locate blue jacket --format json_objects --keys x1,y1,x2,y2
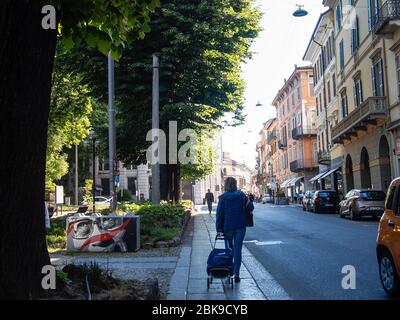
[{"x1": 216, "y1": 191, "x2": 254, "y2": 233}]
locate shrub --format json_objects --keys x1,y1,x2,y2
[{"x1": 117, "y1": 189, "x2": 133, "y2": 202}]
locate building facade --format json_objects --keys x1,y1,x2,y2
[
  {"x1": 271, "y1": 66, "x2": 319, "y2": 198},
  {"x1": 304, "y1": 8, "x2": 346, "y2": 194},
  {"x1": 321, "y1": 0, "x2": 397, "y2": 193}
]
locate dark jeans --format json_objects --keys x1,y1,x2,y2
[
  {"x1": 224, "y1": 228, "x2": 246, "y2": 277},
  {"x1": 207, "y1": 201, "x2": 213, "y2": 213}
]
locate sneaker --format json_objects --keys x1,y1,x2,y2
[{"x1": 234, "y1": 276, "x2": 240, "y2": 283}]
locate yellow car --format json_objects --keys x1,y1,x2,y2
[{"x1": 377, "y1": 178, "x2": 400, "y2": 297}]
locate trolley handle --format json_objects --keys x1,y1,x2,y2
[{"x1": 213, "y1": 233, "x2": 231, "y2": 250}]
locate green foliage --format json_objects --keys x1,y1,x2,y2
[
  {"x1": 118, "y1": 202, "x2": 187, "y2": 243},
  {"x1": 46, "y1": 67, "x2": 92, "y2": 186},
  {"x1": 46, "y1": 216, "x2": 67, "y2": 248},
  {"x1": 180, "y1": 132, "x2": 216, "y2": 181},
  {"x1": 117, "y1": 189, "x2": 133, "y2": 202},
  {"x1": 49, "y1": 0, "x2": 160, "y2": 60},
  {"x1": 83, "y1": 179, "x2": 93, "y2": 203},
  {"x1": 56, "y1": 0, "x2": 262, "y2": 180},
  {"x1": 153, "y1": 227, "x2": 181, "y2": 241},
  {"x1": 276, "y1": 190, "x2": 286, "y2": 198}
]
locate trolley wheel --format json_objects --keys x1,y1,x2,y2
[{"x1": 207, "y1": 277, "x2": 210, "y2": 289}]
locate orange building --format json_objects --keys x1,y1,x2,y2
[{"x1": 271, "y1": 66, "x2": 318, "y2": 199}]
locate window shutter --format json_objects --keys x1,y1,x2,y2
[
  {"x1": 368, "y1": 0, "x2": 372, "y2": 30},
  {"x1": 371, "y1": 65, "x2": 377, "y2": 96},
  {"x1": 379, "y1": 59, "x2": 384, "y2": 96},
  {"x1": 356, "y1": 16, "x2": 359, "y2": 48},
  {"x1": 354, "y1": 84, "x2": 357, "y2": 106},
  {"x1": 359, "y1": 80, "x2": 363, "y2": 103}
]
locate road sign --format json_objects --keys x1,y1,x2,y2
[
  {"x1": 114, "y1": 175, "x2": 120, "y2": 187},
  {"x1": 55, "y1": 185, "x2": 64, "y2": 204}
]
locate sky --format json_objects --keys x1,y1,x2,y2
[{"x1": 221, "y1": 0, "x2": 325, "y2": 169}]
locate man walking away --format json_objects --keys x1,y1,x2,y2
[{"x1": 205, "y1": 189, "x2": 214, "y2": 214}]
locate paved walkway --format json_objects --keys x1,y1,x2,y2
[{"x1": 167, "y1": 205, "x2": 291, "y2": 300}]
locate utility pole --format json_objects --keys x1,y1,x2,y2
[
  {"x1": 75, "y1": 144, "x2": 78, "y2": 205},
  {"x1": 151, "y1": 53, "x2": 161, "y2": 205},
  {"x1": 108, "y1": 51, "x2": 117, "y2": 211}
]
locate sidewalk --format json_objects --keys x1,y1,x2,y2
[{"x1": 167, "y1": 205, "x2": 291, "y2": 300}]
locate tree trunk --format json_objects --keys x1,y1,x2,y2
[{"x1": 0, "y1": 1, "x2": 57, "y2": 299}]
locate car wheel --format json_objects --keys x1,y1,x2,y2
[
  {"x1": 379, "y1": 250, "x2": 400, "y2": 297},
  {"x1": 349, "y1": 208, "x2": 357, "y2": 221}
]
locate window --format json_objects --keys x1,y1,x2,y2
[
  {"x1": 339, "y1": 40, "x2": 345, "y2": 71},
  {"x1": 297, "y1": 111, "x2": 302, "y2": 126},
  {"x1": 297, "y1": 86, "x2": 301, "y2": 100},
  {"x1": 341, "y1": 90, "x2": 348, "y2": 118},
  {"x1": 351, "y1": 16, "x2": 360, "y2": 54},
  {"x1": 327, "y1": 80, "x2": 331, "y2": 103},
  {"x1": 397, "y1": 54, "x2": 400, "y2": 98},
  {"x1": 336, "y1": 2, "x2": 343, "y2": 31},
  {"x1": 368, "y1": 0, "x2": 380, "y2": 31},
  {"x1": 316, "y1": 96, "x2": 319, "y2": 116},
  {"x1": 332, "y1": 74, "x2": 337, "y2": 96},
  {"x1": 354, "y1": 77, "x2": 363, "y2": 107},
  {"x1": 372, "y1": 58, "x2": 385, "y2": 97},
  {"x1": 385, "y1": 185, "x2": 397, "y2": 210}
]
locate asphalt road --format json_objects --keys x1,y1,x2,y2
[{"x1": 244, "y1": 203, "x2": 392, "y2": 300}]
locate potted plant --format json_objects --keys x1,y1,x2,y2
[{"x1": 275, "y1": 190, "x2": 289, "y2": 205}]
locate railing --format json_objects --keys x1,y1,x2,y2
[
  {"x1": 373, "y1": 0, "x2": 400, "y2": 34},
  {"x1": 290, "y1": 159, "x2": 318, "y2": 172},
  {"x1": 291, "y1": 127, "x2": 317, "y2": 140},
  {"x1": 278, "y1": 140, "x2": 287, "y2": 149},
  {"x1": 318, "y1": 151, "x2": 331, "y2": 164},
  {"x1": 331, "y1": 97, "x2": 386, "y2": 142}
]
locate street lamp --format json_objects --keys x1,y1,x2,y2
[
  {"x1": 85, "y1": 130, "x2": 99, "y2": 213},
  {"x1": 293, "y1": 5, "x2": 308, "y2": 17}
]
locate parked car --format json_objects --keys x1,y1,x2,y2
[
  {"x1": 376, "y1": 178, "x2": 400, "y2": 297},
  {"x1": 309, "y1": 190, "x2": 340, "y2": 213},
  {"x1": 339, "y1": 189, "x2": 385, "y2": 220},
  {"x1": 262, "y1": 194, "x2": 273, "y2": 204},
  {"x1": 302, "y1": 191, "x2": 315, "y2": 211}
]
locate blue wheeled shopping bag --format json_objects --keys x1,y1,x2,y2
[{"x1": 206, "y1": 234, "x2": 234, "y2": 289}]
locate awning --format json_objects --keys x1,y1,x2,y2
[
  {"x1": 309, "y1": 171, "x2": 329, "y2": 182},
  {"x1": 319, "y1": 166, "x2": 342, "y2": 180},
  {"x1": 281, "y1": 178, "x2": 292, "y2": 188},
  {"x1": 289, "y1": 176, "x2": 304, "y2": 186}
]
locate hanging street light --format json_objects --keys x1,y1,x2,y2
[{"x1": 293, "y1": 4, "x2": 308, "y2": 17}]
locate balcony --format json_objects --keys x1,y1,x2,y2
[
  {"x1": 318, "y1": 151, "x2": 331, "y2": 165},
  {"x1": 373, "y1": 0, "x2": 400, "y2": 36},
  {"x1": 278, "y1": 140, "x2": 287, "y2": 149},
  {"x1": 267, "y1": 131, "x2": 277, "y2": 144},
  {"x1": 291, "y1": 126, "x2": 317, "y2": 140},
  {"x1": 331, "y1": 97, "x2": 387, "y2": 144},
  {"x1": 290, "y1": 159, "x2": 318, "y2": 173}
]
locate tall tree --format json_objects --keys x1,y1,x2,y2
[
  {"x1": 57, "y1": 0, "x2": 262, "y2": 201},
  {"x1": 45, "y1": 69, "x2": 92, "y2": 191},
  {"x1": 0, "y1": 0, "x2": 158, "y2": 299}
]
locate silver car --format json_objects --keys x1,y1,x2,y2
[{"x1": 339, "y1": 189, "x2": 385, "y2": 220}]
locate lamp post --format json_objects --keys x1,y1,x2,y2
[
  {"x1": 86, "y1": 130, "x2": 98, "y2": 213},
  {"x1": 108, "y1": 51, "x2": 117, "y2": 211},
  {"x1": 151, "y1": 53, "x2": 161, "y2": 205}
]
